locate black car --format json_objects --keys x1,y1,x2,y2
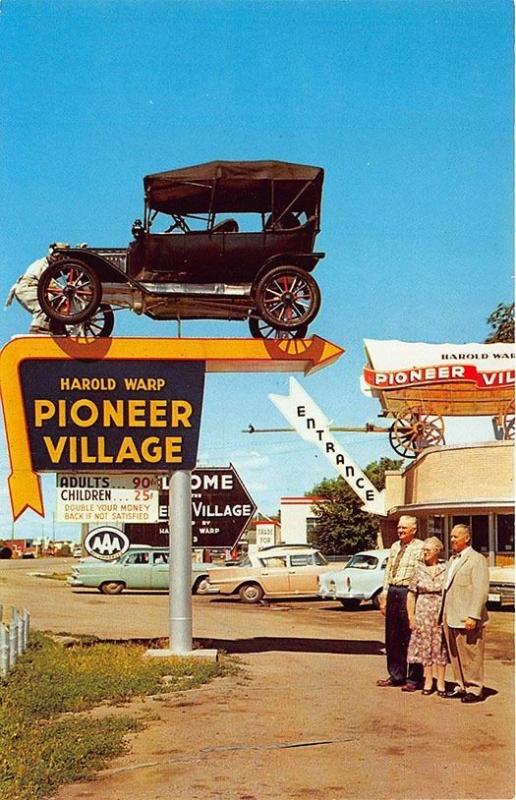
[{"x1": 38, "y1": 160, "x2": 325, "y2": 339}]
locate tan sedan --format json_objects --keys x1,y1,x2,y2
[{"x1": 207, "y1": 545, "x2": 338, "y2": 603}]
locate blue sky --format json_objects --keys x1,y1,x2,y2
[{"x1": 0, "y1": 0, "x2": 513, "y2": 541}]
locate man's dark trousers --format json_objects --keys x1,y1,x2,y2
[{"x1": 385, "y1": 585, "x2": 423, "y2": 686}]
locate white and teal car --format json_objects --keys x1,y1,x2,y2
[
  {"x1": 68, "y1": 547, "x2": 219, "y2": 595},
  {"x1": 318, "y1": 549, "x2": 390, "y2": 610}
]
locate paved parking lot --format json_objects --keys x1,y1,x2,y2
[{"x1": 1, "y1": 558, "x2": 514, "y2": 799}]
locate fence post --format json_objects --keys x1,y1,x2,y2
[
  {"x1": 0, "y1": 624, "x2": 9, "y2": 677},
  {"x1": 8, "y1": 622, "x2": 17, "y2": 669},
  {"x1": 22, "y1": 610, "x2": 30, "y2": 650},
  {"x1": 16, "y1": 613, "x2": 24, "y2": 655}
]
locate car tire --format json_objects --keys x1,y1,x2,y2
[
  {"x1": 49, "y1": 304, "x2": 114, "y2": 338},
  {"x1": 340, "y1": 599, "x2": 361, "y2": 610},
  {"x1": 193, "y1": 576, "x2": 210, "y2": 595},
  {"x1": 99, "y1": 581, "x2": 125, "y2": 595},
  {"x1": 239, "y1": 583, "x2": 264, "y2": 604},
  {"x1": 254, "y1": 265, "x2": 321, "y2": 330},
  {"x1": 371, "y1": 591, "x2": 382, "y2": 609},
  {"x1": 38, "y1": 259, "x2": 102, "y2": 324}
]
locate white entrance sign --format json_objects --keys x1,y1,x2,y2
[
  {"x1": 56, "y1": 474, "x2": 160, "y2": 523},
  {"x1": 269, "y1": 378, "x2": 386, "y2": 516}
]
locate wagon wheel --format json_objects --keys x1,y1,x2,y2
[
  {"x1": 37, "y1": 259, "x2": 101, "y2": 324},
  {"x1": 255, "y1": 265, "x2": 321, "y2": 330},
  {"x1": 49, "y1": 305, "x2": 115, "y2": 338},
  {"x1": 389, "y1": 406, "x2": 445, "y2": 459},
  {"x1": 248, "y1": 316, "x2": 308, "y2": 340},
  {"x1": 501, "y1": 400, "x2": 515, "y2": 440}
]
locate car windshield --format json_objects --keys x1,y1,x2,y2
[{"x1": 347, "y1": 554, "x2": 379, "y2": 570}]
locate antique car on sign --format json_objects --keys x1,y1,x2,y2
[
  {"x1": 38, "y1": 160, "x2": 324, "y2": 339},
  {"x1": 318, "y1": 549, "x2": 390, "y2": 609},
  {"x1": 68, "y1": 547, "x2": 219, "y2": 595},
  {"x1": 206, "y1": 544, "x2": 337, "y2": 603}
]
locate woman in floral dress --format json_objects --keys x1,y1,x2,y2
[{"x1": 407, "y1": 536, "x2": 448, "y2": 695}]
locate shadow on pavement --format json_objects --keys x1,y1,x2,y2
[{"x1": 195, "y1": 636, "x2": 385, "y2": 655}]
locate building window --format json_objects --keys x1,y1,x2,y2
[
  {"x1": 306, "y1": 517, "x2": 319, "y2": 545},
  {"x1": 452, "y1": 515, "x2": 489, "y2": 554},
  {"x1": 471, "y1": 516, "x2": 489, "y2": 554},
  {"x1": 428, "y1": 516, "x2": 445, "y2": 540},
  {"x1": 496, "y1": 514, "x2": 515, "y2": 553}
]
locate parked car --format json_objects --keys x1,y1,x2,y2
[
  {"x1": 38, "y1": 160, "x2": 324, "y2": 340},
  {"x1": 206, "y1": 544, "x2": 337, "y2": 603},
  {"x1": 488, "y1": 565, "x2": 515, "y2": 608},
  {"x1": 318, "y1": 549, "x2": 390, "y2": 609},
  {"x1": 68, "y1": 547, "x2": 220, "y2": 595},
  {"x1": 72, "y1": 544, "x2": 83, "y2": 558}
]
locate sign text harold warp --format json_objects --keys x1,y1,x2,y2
[{"x1": 20, "y1": 360, "x2": 205, "y2": 472}]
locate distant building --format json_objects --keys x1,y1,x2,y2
[
  {"x1": 279, "y1": 496, "x2": 326, "y2": 545},
  {"x1": 382, "y1": 440, "x2": 514, "y2": 565}
]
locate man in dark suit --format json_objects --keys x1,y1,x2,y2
[{"x1": 441, "y1": 524, "x2": 489, "y2": 703}]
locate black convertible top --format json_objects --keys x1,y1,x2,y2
[{"x1": 144, "y1": 160, "x2": 324, "y2": 215}]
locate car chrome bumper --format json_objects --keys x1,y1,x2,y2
[
  {"x1": 488, "y1": 585, "x2": 514, "y2": 606},
  {"x1": 318, "y1": 589, "x2": 336, "y2": 599}
]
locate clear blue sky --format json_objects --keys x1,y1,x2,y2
[{"x1": 0, "y1": 0, "x2": 513, "y2": 541}]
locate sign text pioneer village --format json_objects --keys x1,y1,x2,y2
[{"x1": 21, "y1": 359, "x2": 205, "y2": 471}]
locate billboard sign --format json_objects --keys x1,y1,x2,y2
[
  {"x1": 125, "y1": 465, "x2": 257, "y2": 549},
  {"x1": 20, "y1": 359, "x2": 205, "y2": 472},
  {"x1": 56, "y1": 473, "x2": 160, "y2": 523}
]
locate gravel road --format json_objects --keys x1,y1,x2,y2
[{"x1": 1, "y1": 558, "x2": 514, "y2": 800}]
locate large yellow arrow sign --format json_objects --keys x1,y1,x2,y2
[{"x1": 0, "y1": 335, "x2": 343, "y2": 520}]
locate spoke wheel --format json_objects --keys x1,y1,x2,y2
[
  {"x1": 502, "y1": 400, "x2": 515, "y2": 440},
  {"x1": 389, "y1": 406, "x2": 445, "y2": 459},
  {"x1": 248, "y1": 316, "x2": 308, "y2": 340},
  {"x1": 38, "y1": 259, "x2": 101, "y2": 324},
  {"x1": 49, "y1": 305, "x2": 114, "y2": 338},
  {"x1": 255, "y1": 265, "x2": 321, "y2": 330}
]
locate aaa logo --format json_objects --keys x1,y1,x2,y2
[{"x1": 84, "y1": 526, "x2": 130, "y2": 561}]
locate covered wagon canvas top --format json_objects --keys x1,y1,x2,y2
[{"x1": 361, "y1": 339, "x2": 515, "y2": 417}]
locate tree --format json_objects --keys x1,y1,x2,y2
[
  {"x1": 485, "y1": 303, "x2": 514, "y2": 343},
  {"x1": 307, "y1": 457, "x2": 402, "y2": 555}
]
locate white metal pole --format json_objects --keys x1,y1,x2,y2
[{"x1": 169, "y1": 470, "x2": 192, "y2": 653}]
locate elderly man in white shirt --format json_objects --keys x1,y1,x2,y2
[{"x1": 376, "y1": 515, "x2": 424, "y2": 691}]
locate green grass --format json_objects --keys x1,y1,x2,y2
[{"x1": 0, "y1": 632, "x2": 225, "y2": 800}]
